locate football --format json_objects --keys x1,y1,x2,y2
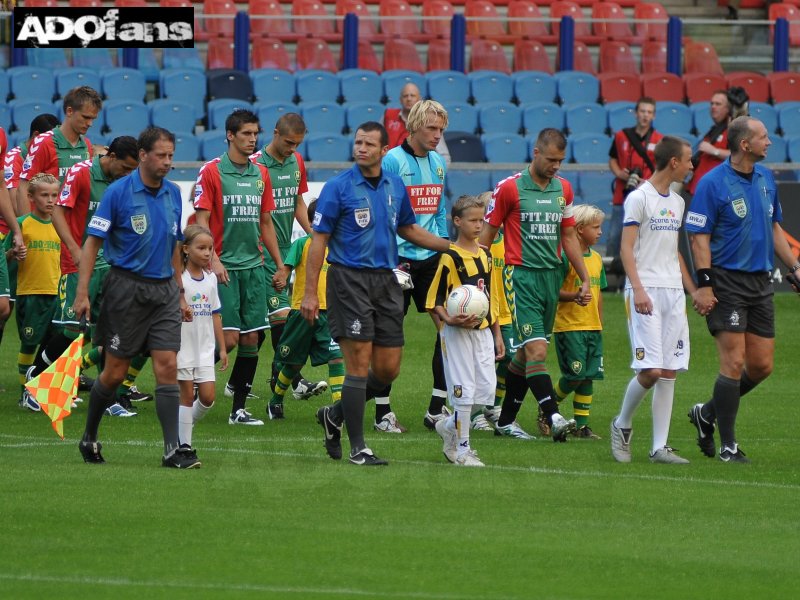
[{"x1": 446, "y1": 285, "x2": 489, "y2": 320}]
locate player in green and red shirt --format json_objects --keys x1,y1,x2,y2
[
  {"x1": 480, "y1": 128, "x2": 591, "y2": 442},
  {"x1": 194, "y1": 109, "x2": 282, "y2": 426},
  {"x1": 4, "y1": 113, "x2": 60, "y2": 218}
]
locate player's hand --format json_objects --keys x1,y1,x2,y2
[
  {"x1": 301, "y1": 293, "x2": 319, "y2": 325},
  {"x1": 691, "y1": 287, "x2": 717, "y2": 315},
  {"x1": 218, "y1": 350, "x2": 229, "y2": 371},
  {"x1": 72, "y1": 294, "x2": 90, "y2": 322},
  {"x1": 211, "y1": 256, "x2": 229, "y2": 285},
  {"x1": 495, "y1": 335, "x2": 505, "y2": 361},
  {"x1": 13, "y1": 232, "x2": 26, "y2": 261},
  {"x1": 70, "y1": 245, "x2": 82, "y2": 268},
  {"x1": 180, "y1": 296, "x2": 193, "y2": 322},
  {"x1": 446, "y1": 313, "x2": 481, "y2": 328},
  {"x1": 632, "y1": 287, "x2": 653, "y2": 315},
  {"x1": 272, "y1": 269, "x2": 288, "y2": 292},
  {"x1": 575, "y1": 281, "x2": 592, "y2": 306}
]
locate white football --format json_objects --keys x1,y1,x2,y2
[{"x1": 446, "y1": 285, "x2": 489, "y2": 320}]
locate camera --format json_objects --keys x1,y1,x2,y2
[{"x1": 623, "y1": 167, "x2": 643, "y2": 197}]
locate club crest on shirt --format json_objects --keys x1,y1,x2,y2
[
  {"x1": 732, "y1": 198, "x2": 747, "y2": 218},
  {"x1": 131, "y1": 213, "x2": 147, "y2": 234},
  {"x1": 354, "y1": 207, "x2": 370, "y2": 228},
  {"x1": 556, "y1": 196, "x2": 566, "y2": 209},
  {"x1": 436, "y1": 166, "x2": 444, "y2": 181},
  {"x1": 256, "y1": 180, "x2": 265, "y2": 194},
  {"x1": 294, "y1": 170, "x2": 301, "y2": 183}
]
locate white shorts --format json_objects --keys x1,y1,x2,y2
[
  {"x1": 177, "y1": 366, "x2": 216, "y2": 383},
  {"x1": 625, "y1": 287, "x2": 690, "y2": 372},
  {"x1": 440, "y1": 324, "x2": 496, "y2": 408}
]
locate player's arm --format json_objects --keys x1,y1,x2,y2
[
  {"x1": 398, "y1": 223, "x2": 451, "y2": 253},
  {"x1": 52, "y1": 205, "x2": 81, "y2": 267},
  {"x1": 491, "y1": 319, "x2": 505, "y2": 361},
  {"x1": 562, "y1": 225, "x2": 591, "y2": 305},
  {"x1": 774, "y1": 222, "x2": 800, "y2": 274},
  {"x1": 300, "y1": 232, "x2": 329, "y2": 325},
  {"x1": 260, "y1": 211, "x2": 284, "y2": 270},
  {"x1": 294, "y1": 196, "x2": 311, "y2": 234},
  {"x1": 688, "y1": 231, "x2": 716, "y2": 306},
  {"x1": 620, "y1": 222, "x2": 653, "y2": 315},
  {"x1": 0, "y1": 177, "x2": 23, "y2": 257}
]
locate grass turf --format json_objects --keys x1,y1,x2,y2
[{"x1": 1, "y1": 293, "x2": 798, "y2": 599}]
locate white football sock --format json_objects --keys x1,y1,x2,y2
[
  {"x1": 617, "y1": 376, "x2": 650, "y2": 429},
  {"x1": 651, "y1": 378, "x2": 675, "y2": 453},
  {"x1": 179, "y1": 405, "x2": 194, "y2": 446},
  {"x1": 456, "y1": 406, "x2": 472, "y2": 457},
  {"x1": 192, "y1": 398, "x2": 213, "y2": 423}
]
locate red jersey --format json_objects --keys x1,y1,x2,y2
[{"x1": 384, "y1": 108, "x2": 409, "y2": 149}]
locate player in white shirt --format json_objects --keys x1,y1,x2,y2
[{"x1": 610, "y1": 136, "x2": 714, "y2": 464}]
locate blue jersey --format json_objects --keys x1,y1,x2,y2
[
  {"x1": 383, "y1": 141, "x2": 447, "y2": 261},
  {"x1": 313, "y1": 164, "x2": 416, "y2": 270},
  {"x1": 685, "y1": 159, "x2": 781, "y2": 272},
  {"x1": 87, "y1": 168, "x2": 183, "y2": 279}
]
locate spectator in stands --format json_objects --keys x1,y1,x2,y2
[{"x1": 384, "y1": 83, "x2": 451, "y2": 164}]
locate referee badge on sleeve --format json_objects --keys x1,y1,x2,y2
[{"x1": 354, "y1": 207, "x2": 370, "y2": 228}]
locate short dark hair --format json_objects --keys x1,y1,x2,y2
[
  {"x1": 306, "y1": 198, "x2": 317, "y2": 224},
  {"x1": 225, "y1": 109, "x2": 260, "y2": 136},
  {"x1": 107, "y1": 136, "x2": 139, "y2": 161},
  {"x1": 654, "y1": 135, "x2": 691, "y2": 170},
  {"x1": 62, "y1": 86, "x2": 102, "y2": 112},
  {"x1": 276, "y1": 113, "x2": 306, "y2": 135},
  {"x1": 138, "y1": 126, "x2": 175, "y2": 153},
  {"x1": 728, "y1": 116, "x2": 755, "y2": 154},
  {"x1": 28, "y1": 113, "x2": 59, "y2": 139},
  {"x1": 535, "y1": 128, "x2": 567, "y2": 152},
  {"x1": 356, "y1": 121, "x2": 388, "y2": 147},
  {"x1": 635, "y1": 97, "x2": 656, "y2": 111}
]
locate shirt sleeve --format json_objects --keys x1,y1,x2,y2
[
  {"x1": 436, "y1": 161, "x2": 448, "y2": 238},
  {"x1": 284, "y1": 235, "x2": 306, "y2": 268},
  {"x1": 623, "y1": 188, "x2": 646, "y2": 226},
  {"x1": 313, "y1": 179, "x2": 341, "y2": 234},
  {"x1": 608, "y1": 134, "x2": 619, "y2": 159},
  {"x1": 258, "y1": 165, "x2": 276, "y2": 213},
  {"x1": 396, "y1": 183, "x2": 416, "y2": 228},
  {"x1": 20, "y1": 135, "x2": 52, "y2": 181},
  {"x1": 57, "y1": 163, "x2": 88, "y2": 209},
  {"x1": 685, "y1": 175, "x2": 716, "y2": 233},
  {"x1": 381, "y1": 153, "x2": 399, "y2": 174},
  {"x1": 560, "y1": 177, "x2": 575, "y2": 228},
  {"x1": 296, "y1": 153, "x2": 309, "y2": 196},
  {"x1": 485, "y1": 178, "x2": 514, "y2": 228},
  {"x1": 425, "y1": 253, "x2": 450, "y2": 310},
  {"x1": 86, "y1": 183, "x2": 117, "y2": 239},
  {"x1": 193, "y1": 163, "x2": 218, "y2": 212}
]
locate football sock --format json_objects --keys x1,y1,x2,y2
[
  {"x1": 257, "y1": 328, "x2": 267, "y2": 351},
  {"x1": 226, "y1": 353, "x2": 246, "y2": 397},
  {"x1": 525, "y1": 361, "x2": 559, "y2": 424},
  {"x1": 374, "y1": 392, "x2": 391, "y2": 422},
  {"x1": 117, "y1": 354, "x2": 147, "y2": 398},
  {"x1": 712, "y1": 374, "x2": 740, "y2": 449},
  {"x1": 699, "y1": 371, "x2": 760, "y2": 424},
  {"x1": 341, "y1": 375, "x2": 367, "y2": 453},
  {"x1": 155, "y1": 383, "x2": 180, "y2": 456},
  {"x1": 271, "y1": 364, "x2": 299, "y2": 405},
  {"x1": 617, "y1": 376, "x2": 650, "y2": 429},
  {"x1": 81, "y1": 346, "x2": 102, "y2": 371},
  {"x1": 431, "y1": 333, "x2": 447, "y2": 408},
  {"x1": 651, "y1": 377, "x2": 675, "y2": 453},
  {"x1": 17, "y1": 345, "x2": 36, "y2": 392},
  {"x1": 738, "y1": 371, "x2": 759, "y2": 397},
  {"x1": 178, "y1": 405, "x2": 193, "y2": 446},
  {"x1": 328, "y1": 358, "x2": 344, "y2": 402},
  {"x1": 328, "y1": 399, "x2": 344, "y2": 426},
  {"x1": 192, "y1": 398, "x2": 212, "y2": 422},
  {"x1": 498, "y1": 358, "x2": 527, "y2": 427},
  {"x1": 31, "y1": 332, "x2": 71, "y2": 378},
  {"x1": 573, "y1": 381, "x2": 593, "y2": 428},
  {"x1": 366, "y1": 370, "x2": 388, "y2": 403},
  {"x1": 456, "y1": 406, "x2": 471, "y2": 458},
  {"x1": 231, "y1": 345, "x2": 258, "y2": 413},
  {"x1": 82, "y1": 378, "x2": 116, "y2": 443},
  {"x1": 269, "y1": 321, "x2": 285, "y2": 388},
  {"x1": 555, "y1": 377, "x2": 579, "y2": 402},
  {"x1": 494, "y1": 358, "x2": 509, "y2": 407}
]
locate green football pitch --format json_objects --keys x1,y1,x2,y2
[{"x1": 1, "y1": 293, "x2": 798, "y2": 599}]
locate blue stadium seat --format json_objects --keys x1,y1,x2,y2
[
  {"x1": 117, "y1": 48, "x2": 160, "y2": 83},
  {"x1": 447, "y1": 170, "x2": 492, "y2": 200},
  {"x1": 0, "y1": 71, "x2": 8, "y2": 103},
  {"x1": 483, "y1": 133, "x2": 528, "y2": 163},
  {"x1": 555, "y1": 71, "x2": 600, "y2": 105},
  {"x1": 149, "y1": 99, "x2": 196, "y2": 133},
  {"x1": 72, "y1": 48, "x2": 114, "y2": 71},
  {"x1": 7, "y1": 67, "x2": 55, "y2": 103},
  {"x1": 160, "y1": 70, "x2": 206, "y2": 120},
  {"x1": 426, "y1": 71, "x2": 470, "y2": 104},
  {"x1": 103, "y1": 99, "x2": 149, "y2": 134},
  {"x1": 571, "y1": 133, "x2": 612, "y2": 164},
  {"x1": 102, "y1": 68, "x2": 146, "y2": 102},
  {"x1": 785, "y1": 135, "x2": 800, "y2": 162},
  {"x1": 469, "y1": 71, "x2": 514, "y2": 104},
  {"x1": 301, "y1": 102, "x2": 347, "y2": 135},
  {"x1": 172, "y1": 131, "x2": 200, "y2": 162},
  {"x1": 86, "y1": 131, "x2": 108, "y2": 146},
  {"x1": 565, "y1": 103, "x2": 608, "y2": 135},
  {"x1": 446, "y1": 103, "x2": 479, "y2": 134},
  {"x1": 605, "y1": 101, "x2": 635, "y2": 133},
  {"x1": 522, "y1": 102, "x2": 565, "y2": 136},
  {"x1": 653, "y1": 101, "x2": 693, "y2": 136},
  {"x1": 307, "y1": 168, "x2": 349, "y2": 183},
  {"x1": 84, "y1": 121, "x2": 105, "y2": 145},
  {"x1": 445, "y1": 132, "x2": 485, "y2": 161},
  {"x1": 339, "y1": 69, "x2": 382, "y2": 103},
  {"x1": 382, "y1": 70, "x2": 425, "y2": 105},
  {"x1": 296, "y1": 70, "x2": 340, "y2": 104},
  {"x1": 207, "y1": 99, "x2": 253, "y2": 131},
  {"x1": 54, "y1": 68, "x2": 102, "y2": 99},
  {"x1": 199, "y1": 130, "x2": 228, "y2": 161},
  {"x1": 251, "y1": 69, "x2": 296, "y2": 105},
  {"x1": 577, "y1": 171, "x2": 615, "y2": 218},
  {"x1": 345, "y1": 102, "x2": 384, "y2": 132},
  {"x1": 163, "y1": 48, "x2": 204, "y2": 71},
  {"x1": 207, "y1": 69, "x2": 253, "y2": 102},
  {"x1": 254, "y1": 102, "x2": 296, "y2": 130},
  {"x1": 478, "y1": 102, "x2": 522, "y2": 135},
  {"x1": 10, "y1": 100, "x2": 58, "y2": 134},
  {"x1": 778, "y1": 102, "x2": 800, "y2": 137},
  {"x1": 491, "y1": 169, "x2": 519, "y2": 187},
  {"x1": 749, "y1": 101, "x2": 778, "y2": 134},
  {"x1": 557, "y1": 169, "x2": 580, "y2": 196},
  {"x1": 0, "y1": 103, "x2": 11, "y2": 131},
  {"x1": 691, "y1": 102, "x2": 713, "y2": 136},
  {"x1": 27, "y1": 49, "x2": 69, "y2": 70},
  {"x1": 768, "y1": 135, "x2": 787, "y2": 162},
  {"x1": 514, "y1": 71, "x2": 558, "y2": 104},
  {"x1": 305, "y1": 134, "x2": 352, "y2": 161}
]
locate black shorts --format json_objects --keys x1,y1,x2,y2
[
  {"x1": 95, "y1": 268, "x2": 182, "y2": 358},
  {"x1": 326, "y1": 264, "x2": 404, "y2": 346},
  {"x1": 401, "y1": 253, "x2": 441, "y2": 314},
  {"x1": 706, "y1": 268, "x2": 774, "y2": 338}
]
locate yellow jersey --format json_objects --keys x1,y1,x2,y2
[
  {"x1": 553, "y1": 248, "x2": 606, "y2": 332},
  {"x1": 12, "y1": 214, "x2": 61, "y2": 295},
  {"x1": 490, "y1": 232, "x2": 512, "y2": 326},
  {"x1": 285, "y1": 234, "x2": 329, "y2": 310}
]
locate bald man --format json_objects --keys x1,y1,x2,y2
[{"x1": 384, "y1": 83, "x2": 451, "y2": 163}]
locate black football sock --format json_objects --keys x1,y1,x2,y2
[
  {"x1": 738, "y1": 371, "x2": 759, "y2": 397},
  {"x1": 31, "y1": 332, "x2": 72, "y2": 377},
  {"x1": 82, "y1": 379, "x2": 116, "y2": 443},
  {"x1": 257, "y1": 328, "x2": 267, "y2": 351},
  {"x1": 712, "y1": 374, "x2": 741, "y2": 449},
  {"x1": 429, "y1": 333, "x2": 447, "y2": 412},
  {"x1": 497, "y1": 363, "x2": 527, "y2": 427},
  {"x1": 154, "y1": 383, "x2": 180, "y2": 456},
  {"x1": 341, "y1": 375, "x2": 367, "y2": 454},
  {"x1": 528, "y1": 373, "x2": 559, "y2": 424},
  {"x1": 231, "y1": 346, "x2": 258, "y2": 414}
]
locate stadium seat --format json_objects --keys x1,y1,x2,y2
[
  {"x1": 296, "y1": 70, "x2": 340, "y2": 103},
  {"x1": 423, "y1": 0, "x2": 455, "y2": 38},
  {"x1": 578, "y1": 171, "x2": 615, "y2": 215},
  {"x1": 345, "y1": 102, "x2": 384, "y2": 131},
  {"x1": 683, "y1": 73, "x2": 726, "y2": 105},
  {"x1": 160, "y1": 69, "x2": 206, "y2": 119},
  {"x1": 69, "y1": 0, "x2": 102, "y2": 7},
  {"x1": 207, "y1": 37, "x2": 234, "y2": 70},
  {"x1": 336, "y1": 0, "x2": 377, "y2": 36},
  {"x1": 769, "y1": 72, "x2": 800, "y2": 104},
  {"x1": 634, "y1": 2, "x2": 668, "y2": 41},
  {"x1": 339, "y1": 69, "x2": 382, "y2": 103},
  {"x1": 22, "y1": 0, "x2": 58, "y2": 5},
  {"x1": 641, "y1": 72, "x2": 684, "y2": 102},
  {"x1": 684, "y1": 42, "x2": 724, "y2": 76},
  {"x1": 301, "y1": 102, "x2": 347, "y2": 134},
  {"x1": 120, "y1": 48, "x2": 159, "y2": 84},
  {"x1": 446, "y1": 103, "x2": 480, "y2": 133},
  {"x1": 767, "y1": 135, "x2": 788, "y2": 162},
  {"x1": 160, "y1": 0, "x2": 203, "y2": 42},
  {"x1": 207, "y1": 99, "x2": 254, "y2": 131},
  {"x1": 786, "y1": 135, "x2": 800, "y2": 162},
  {"x1": 171, "y1": 131, "x2": 201, "y2": 162},
  {"x1": 571, "y1": 132, "x2": 611, "y2": 164},
  {"x1": 513, "y1": 40, "x2": 553, "y2": 74},
  {"x1": 104, "y1": 99, "x2": 149, "y2": 134},
  {"x1": 54, "y1": 68, "x2": 101, "y2": 99},
  {"x1": 163, "y1": 48, "x2": 205, "y2": 71},
  {"x1": 10, "y1": 100, "x2": 58, "y2": 134},
  {"x1": 204, "y1": 0, "x2": 237, "y2": 38},
  {"x1": 305, "y1": 133, "x2": 352, "y2": 161},
  {"x1": 350, "y1": 39, "x2": 382, "y2": 73},
  {"x1": 726, "y1": 71, "x2": 770, "y2": 104},
  {"x1": 382, "y1": 70, "x2": 425, "y2": 105},
  {"x1": 641, "y1": 40, "x2": 668, "y2": 74},
  {"x1": 255, "y1": 101, "x2": 296, "y2": 130},
  {"x1": 0, "y1": 72, "x2": 7, "y2": 104},
  {"x1": 73, "y1": 48, "x2": 114, "y2": 71},
  {"x1": 483, "y1": 133, "x2": 528, "y2": 163},
  {"x1": 599, "y1": 73, "x2": 642, "y2": 103},
  {"x1": 653, "y1": 101, "x2": 693, "y2": 136},
  {"x1": 149, "y1": 99, "x2": 197, "y2": 133},
  {"x1": 446, "y1": 169, "x2": 491, "y2": 198},
  {"x1": 605, "y1": 101, "x2": 636, "y2": 132},
  {"x1": 384, "y1": 39, "x2": 424, "y2": 73},
  {"x1": 592, "y1": 2, "x2": 635, "y2": 41},
  {"x1": 691, "y1": 102, "x2": 713, "y2": 135},
  {"x1": 292, "y1": 0, "x2": 336, "y2": 38},
  {"x1": 27, "y1": 49, "x2": 69, "y2": 70},
  {"x1": 466, "y1": 0, "x2": 506, "y2": 39},
  {"x1": 444, "y1": 132, "x2": 485, "y2": 162},
  {"x1": 0, "y1": 103, "x2": 10, "y2": 131},
  {"x1": 514, "y1": 71, "x2": 558, "y2": 104},
  {"x1": 470, "y1": 39, "x2": 511, "y2": 74},
  {"x1": 522, "y1": 102, "x2": 565, "y2": 135},
  {"x1": 296, "y1": 39, "x2": 339, "y2": 72},
  {"x1": 550, "y1": 1, "x2": 597, "y2": 43},
  {"x1": 426, "y1": 71, "x2": 470, "y2": 104},
  {"x1": 599, "y1": 41, "x2": 638, "y2": 75},
  {"x1": 207, "y1": 69, "x2": 254, "y2": 102},
  {"x1": 252, "y1": 39, "x2": 293, "y2": 71},
  {"x1": 565, "y1": 102, "x2": 608, "y2": 135},
  {"x1": 555, "y1": 71, "x2": 599, "y2": 104},
  {"x1": 102, "y1": 68, "x2": 146, "y2": 102},
  {"x1": 380, "y1": 0, "x2": 420, "y2": 37},
  {"x1": 749, "y1": 101, "x2": 779, "y2": 133},
  {"x1": 199, "y1": 129, "x2": 228, "y2": 161},
  {"x1": 307, "y1": 167, "x2": 348, "y2": 182},
  {"x1": 508, "y1": 0, "x2": 554, "y2": 44},
  {"x1": 469, "y1": 71, "x2": 514, "y2": 104},
  {"x1": 427, "y1": 39, "x2": 452, "y2": 72},
  {"x1": 769, "y1": 3, "x2": 800, "y2": 47},
  {"x1": 7, "y1": 67, "x2": 55, "y2": 102},
  {"x1": 478, "y1": 102, "x2": 522, "y2": 135},
  {"x1": 778, "y1": 102, "x2": 800, "y2": 136},
  {"x1": 562, "y1": 41, "x2": 596, "y2": 75},
  {"x1": 250, "y1": 0, "x2": 292, "y2": 38}
]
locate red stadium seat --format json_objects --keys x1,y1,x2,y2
[
  {"x1": 160, "y1": 0, "x2": 202, "y2": 40},
  {"x1": 641, "y1": 40, "x2": 667, "y2": 74},
  {"x1": 423, "y1": 0, "x2": 455, "y2": 38},
  {"x1": 641, "y1": 72, "x2": 684, "y2": 102},
  {"x1": 599, "y1": 41, "x2": 638, "y2": 74},
  {"x1": 427, "y1": 38, "x2": 452, "y2": 71},
  {"x1": 769, "y1": 3, "x2": 800, "y2": 46},
  {"x1": 513, "y1": 39, "x2": 553, "y2": 74},
  {"x1": 22, "y1": 0, "x2": 59, "y2": 6},
  {"x1": 204, "y1": 0, "x2": 237, "y2": 38},
  {"x1": 356, "y1": 38, "x2": 382, "y2": 72},
  {"x1": 508, "y1": 0, "x2": 554, "y2": 44},
  {"x1": 292, "y1": 0, "x2": 337, "y2": 39},
  {"x1": 572, "y1": 40, "x2": 597, "y2": 74},
  {"x1": 599, "y1": 72, "x2": 642, "y2": 103},
  {"x1": 684, "y1": 72, "x2": 727, "y2": 104},
  {"x1": 551, "y1": 1, "x2": 599, "y2": 43},
  {"x1": 336, "y1": 0, "x2": 378, "y2": 36},
  {"x1": 726, "y1": 71, "x2": 770, "y2": 103},
  {"x1": 470, "y1": 39, "x2": 511, "y2": 74},
  {"x1": 250, "y1": 0, "x2": 293, "y2": 39},
  {"x1": 69, "y1": 0, "x2": 103, "y2": 6},
  {"x1": 115, "y1": 0, "x2": 148, "y2": 7},
  {"x1": 466, "y1": 0, "x2": 507, "y2": 39},
  {"x1": 207, "y1": 37, "x2": 234, "y2": 69},
  {"x1": 296, "y1": 38, "x2": 339, "y2": 72},
  {"x1": 380, "y1": 0, "x2": 420, "y2": 37},
  {"x1": 635, "y1": 2, "x2": 668, "y2": 41},
  {"x1": 684, "y1": 41, "x2": 724, "y2": 76},
  {"x1": 384, "y1": 38, "x2": 424, "y2": 72},
  {"x1": 769, "y1": 71, "x2": 800, "y2": 103},
  {"x1": 592, "y1": 2, "x2": 635, "y2": 41},
  {"x1": 252, "y1": 38, "x2": 293, "y2": 71}
]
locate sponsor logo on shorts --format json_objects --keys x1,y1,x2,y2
[
  {"x1": 729, "y1": 310, "x2": 740, "y2": 326},
  {"x1": 731, "y1": 198, "x2": 747, "y2": 218},
  {"x1": 354, "y1": 207, "x2": 370, "y2": 228},
  {"x1": 635, "y1": 347, "x2": 645, "y2": 361},
  {"x1": 89, "y1": 216, "x2": 111, "y2": 232},
  {"x1": 453, "y1": 385, "x2": 462, "y2": 398},
  {"x1": 685, "y1": 212, "x2": 706, "y2": 228},
  {"x1": 571, "y1": 360, "x2": 583, "y2": 374},
  {"x1": 279, "y1": 344, "x2": 290, "y2": 357},
  {"x1": 351, "y1": 318, "x2": 362, "y2": 335},
  {"x1": 131, "y1": 213, "x2": 147, "y2": 234},
  {"x1": 110, "y1": 334, "x2": 120, "y2": 351}
]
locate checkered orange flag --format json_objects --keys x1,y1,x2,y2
[{"x1": 25, "y1": 333, "x2": 84, "y2": 439}]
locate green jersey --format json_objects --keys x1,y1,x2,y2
[{"x1": 21, "y1": 127, "x2": 93, "y2": 184}]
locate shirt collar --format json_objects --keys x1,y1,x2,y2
[
  {"x1": 350, "y1": 163, "x2": 387, "y2": 189},
  {"x1": 520, "y1": 166, "x2": 557, "y2": 192},
  {"x1": 130, "y1": 168, "x2": 168, "y2": 197},
  {"x1": 52, "y1": 127, "x2": 87, "y2": 151},
  {"x1": 90, "y1": 155, "x2": 111, "y2": 184},
  {"x1": 220, "y1": 151, "x2": 259, "y2": 176}
]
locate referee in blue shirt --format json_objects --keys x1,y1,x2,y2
[
  {"x1": 301, "y1": 122, "x2": 451, "y2": 466},
  {"x1": 73, "y1": 127, "x2": 197, "y2": 468},
  {"x1": 685, "y1": 116, "x2": 799, "y2": 463}
]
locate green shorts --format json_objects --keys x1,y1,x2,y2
[
  {"x1": 16, "y1": 294, "x2": 59, "y2": 347},
  {"x1": 498, "y1": 323, "x2": 514, "y2": 366},
  {"x1": 264, "y1": 257, "x2": 290, "y2": 319},
  {"x1": 219, "y1": 266, "x2": 269, "y2": 334},
  {"x1": 505, "y1": 265, "x2": 562, "y2": 349},
  {"x1": 275, "y1": 309, "x2": 341, "y2": 367},
  {"x1": 554, "y1": 330, "x2": 604, "y2": 381},
  {"x1": 0, "y1": 254, "x2": 9, "y2": 298},
  {"x1": 7, "y1": 259, "x2": 17, "y2": 299},
  {"x1": 55, "y1": 272, "x2": 80, "y2": 325}
]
